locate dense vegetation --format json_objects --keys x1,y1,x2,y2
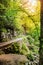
[{"x1": 0, "y1": 0, "x2": 40, "y2": 65}]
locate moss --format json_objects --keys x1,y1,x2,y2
[
  {"x1": 1, "y1": 28, "x2": 7, "y2": 33},
  {"x1": 0, "y1": 50, "x2": 5, "y2": 55}
]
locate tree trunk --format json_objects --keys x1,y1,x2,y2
[
  {"x1": 0, "y1": 32, "x2": 1, "y2": 42},
  {"x1": 39, "y1": 0, "x2": 43, "y2": 65}
]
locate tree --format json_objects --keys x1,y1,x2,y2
[
  {"x1": 39, "y1": 0, "x2": 43, "y2": 65},
  {"x1": 0, "y1": 0, "x2": 40, "y2": 42}
]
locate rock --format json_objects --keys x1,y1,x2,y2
[{"x1": 0, "y1": 54, "x2": 28, "y2": 65}]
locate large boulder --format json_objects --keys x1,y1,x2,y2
[{"x1": 0, "y1": 54, "x2": 28, "y2": 65}]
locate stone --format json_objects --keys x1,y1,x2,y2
[{"x1": 0, "y1": 54, "x2": 29, "y2": 65}]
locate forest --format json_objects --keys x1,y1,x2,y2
[{"x1": 0, "y1": 0, "x2": 40, "y2": 65}]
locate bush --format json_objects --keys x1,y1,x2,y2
[
  {"x1": 27, "y1": 53, "x2": 35, "y2": 61},
  {"x1": 20, "y1": 43, "x2": 30, "y2": 55}
]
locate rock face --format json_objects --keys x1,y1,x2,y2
[{"x1": 0, "y1": 54, "x2": 28, "y2": 65}]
